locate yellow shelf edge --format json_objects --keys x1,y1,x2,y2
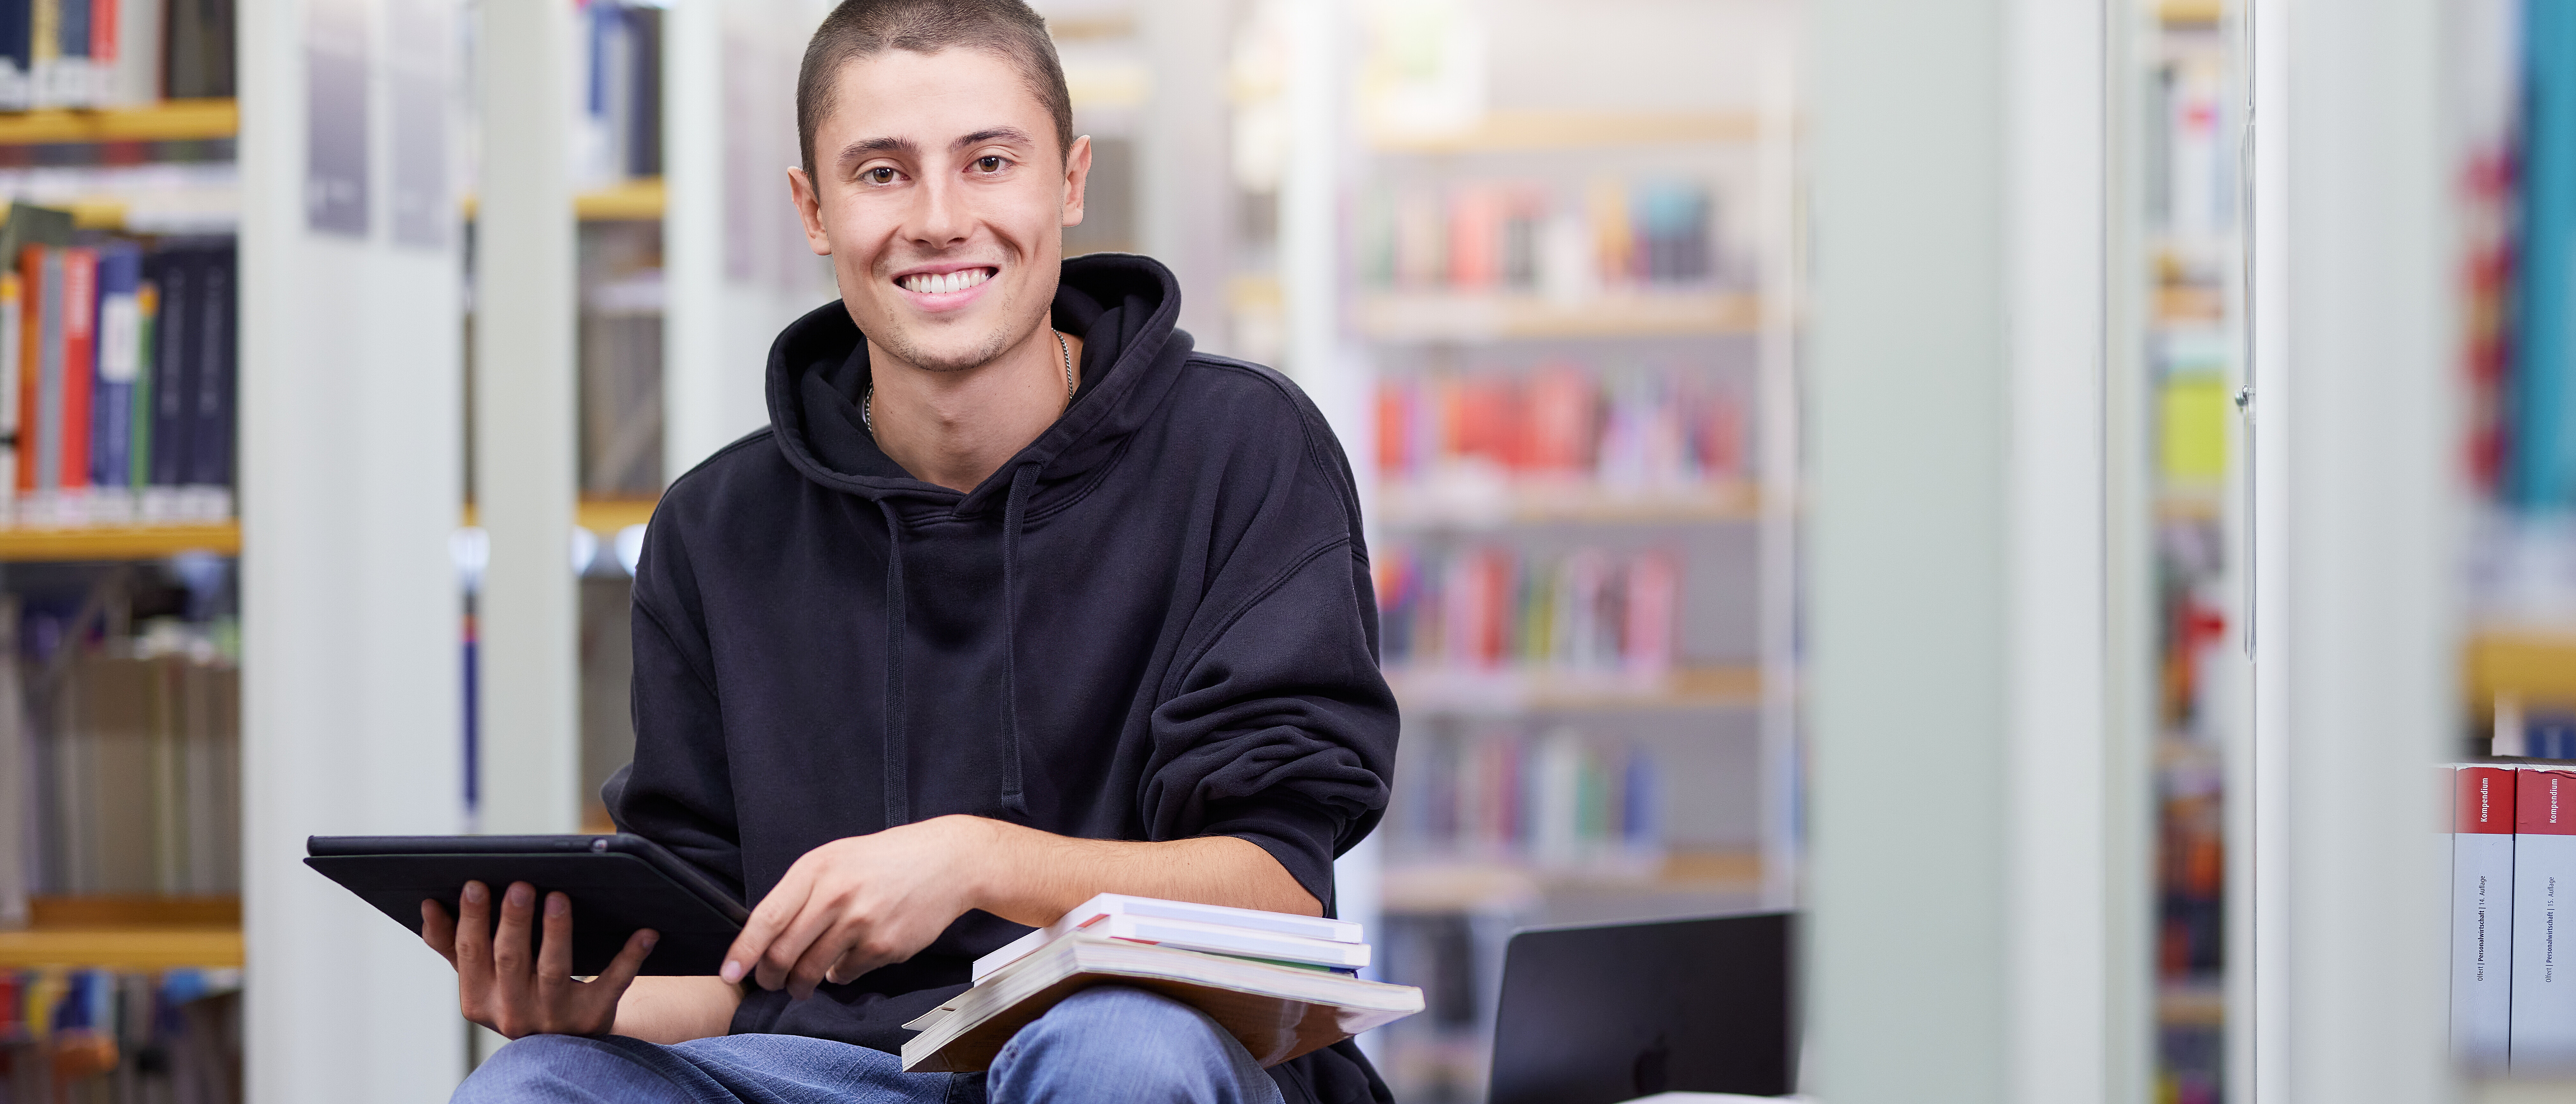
[
  {"x1": 0, "y1": 99, "x2": 238, "y2": 145},
  {"x1": 0, "y1": 925, "x2": 243, "y2": 970},
  {"x1": 1355, "y1": 291, "x2": 1760, "y2": 340},
  {"x1": 0, "y1": 521, "x2": 239, "y2": 562},
  {"x1": 461, "y1": 177, "x2": 667, "y2": 223}
]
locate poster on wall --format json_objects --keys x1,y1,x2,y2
[{"x1": 306, "y1": 0, "x2": 371, "y2": 238}]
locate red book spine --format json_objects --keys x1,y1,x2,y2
[
  {"x1": 15, "y1": 248, "x2": 38, "y2": 497},
  {"x1": 57, "y1": 247, "x2": 94, "y2": 491}
]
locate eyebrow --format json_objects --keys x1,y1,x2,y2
[{"x1": 835, "y1": 127, "x2": 1037, "y2": 168}]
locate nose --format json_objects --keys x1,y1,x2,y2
[{"x1": 906, "y1": 172, "x2": 970, "y2": 250}]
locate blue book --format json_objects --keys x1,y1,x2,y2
[
  {"x1": 187, "y1": 244, "x2": 233, "y2": 491},
  {"x1": 149, "y1": 248, "x2": 195, "y2": 489},
  {"x1": 88, "y1": 241, "x2": 137, "y2": 492},
  {"x1": 2516, "y1": 0, "x2": 2576, "y2": 508}
]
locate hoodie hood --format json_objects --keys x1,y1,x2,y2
[{"x1": 764, "y1": 252, "x2": 1194, "y2": 516}]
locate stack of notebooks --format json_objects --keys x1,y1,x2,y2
[{"x1": 899, "y1": 893, "x2": 1423, "y2": 1073}]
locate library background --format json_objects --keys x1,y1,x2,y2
[{"x1": 0, "y1": 0, "x2": 2517, "y2": 1100}]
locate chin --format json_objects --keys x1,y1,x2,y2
[{"x1": 875, "y1": 321, "x2": 1020, "y2": 375}]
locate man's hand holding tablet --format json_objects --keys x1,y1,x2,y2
[{"x1": 418, "y1": 880, "x2": 656, "y2": 1040}]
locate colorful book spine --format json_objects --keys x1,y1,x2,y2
[
  {"x1": 129, "y1": 277, "x2": 152, "y2": 490},
  {"x1": 148, "y1": 246, "x2": 191, "y2": 492},
  {"x1": 0, "y1": 270, "x2": 19, "y2": 500},
  {"x1": 28, "y1": 246, "x2": 60, "y2": 495},
  {"x1": 2458, "y1": 765, "x2": 2517, "y2": 1069},
  {"x1": 56, "y1": 244, "x2": 94, "y2": 494},
  {"x1": 2517, "y1": 767, "x2": 2576, "y2": 1070},
  {"x1": 188, "y1": 243, "x2": 232, "y2": 494},
  {"x1": 89, "y1": 241, "x2": 137, "y2": 495}
]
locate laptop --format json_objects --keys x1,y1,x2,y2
[{"x1": 1487, "y1": 911, "x2": 1796, "y2": 1104}]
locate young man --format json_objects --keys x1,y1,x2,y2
[{"x1": 425, "y1": 1, "x2": 1397, "y2": 1102}]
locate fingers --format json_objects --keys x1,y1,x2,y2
[
  {"x1": 535, "y1": 892, "x2": 575, "y2": 1008},
  {"x1": 492, "y1": 881, "x2": 538, "y2": 1029},
  {"x1": 590, "y1": 928, "x2": 658, "y2": 1011},
  {"x1": 726, "y1": 865, "x2": 814, "y2": 987},
  {"x1": 786, "y1": 916, "x2": 864, "y2": 1000},
  {"x1": 453, "y1": 882, "x2": 494, "y2": 1011},
  {"x1": 759, "y1": 892, "x2": 848, "y2": 997},
  {"x1": 420, "y1": 899, "x2": 457, "y2": 966}
]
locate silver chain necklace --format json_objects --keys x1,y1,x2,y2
[{"x1": 864, "y1": 330, "x2": 1073, "y2": 438}]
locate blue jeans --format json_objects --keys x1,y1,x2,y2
[{"x1": 451, "y1": 985, "x2": 1288, "y2": 1104}]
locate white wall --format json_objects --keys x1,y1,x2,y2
[{"x1": 239, "y1": 0, "x2": 469, "y2": 1096}]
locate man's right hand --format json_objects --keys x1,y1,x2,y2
[{"x1": 420, "y1": 880, "x2": 656, "y2": 1040}]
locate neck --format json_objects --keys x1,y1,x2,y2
[{"x1": 867, "y1": 324, "x2": 1082, "y2": 494}]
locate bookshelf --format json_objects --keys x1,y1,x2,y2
[
  {"x1": 1294, "y1": 1, "x2": 1802, "y2": 1096},
  {"x1": 0, "y1": 99, "x2": 238, "y2": 145}
]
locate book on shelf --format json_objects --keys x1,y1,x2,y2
[
  {"x1": 1391, "y1": 725, "x2": 1664, "y2": 875},
  {"x1": 0, "y1": 0, "x2": 230, "y2": 111},
  {"x1": 0, "y1": 966, "x2": 242, "y2": 1103},
  {"x1": 899, "y1": 894, "x2": 1420, "y2": 1074},
  {"x1": 1377, "y1": 364, "x2": 1746, "y2": 497},
  {"x1": 1375, "y1": 542, "x2": 1678, "y2": 680},
  {"x1": 0, "y1": 225, "x2": 234, "y2": 529},
  {"x1": 2455, "y1": 764, "x2": 2515, "y2": 1070},
  {"x1": 574, "y1": 0, "x2": 661, "y2": 189},
  {"x1": 0, "y1": 617, "x2": 239, "y2": 920},
  {"x1": 2518, "y1": 765, "x2": 2576, "y2": 1072},
  {"x1": 1358, "y1": 176, "x2": 1728, "y2": 298}
]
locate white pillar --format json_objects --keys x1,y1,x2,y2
[
  {"x1": 2251, "y1": 0, "x2": 2456, "y2": 1098},
  {"x1": 239, "y1": 0, "x2": 468, "y2": 1096},
  {"x1": 474, "y1": 0, "x2": 579, "y2": 835},
  {"x1": 1810, "y1": 0, "x2": 2142, "y2": 1098}
]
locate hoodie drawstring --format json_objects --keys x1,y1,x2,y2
[
  {"x1": 875, "y1": 499, "x2": 911, "y2": 828},
  {"x1": 996, "y1": 462, "x2": 1039, "y2": 817}
]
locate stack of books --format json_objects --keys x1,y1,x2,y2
[{"x1": 899, "y1": 894, "x2": 1422, "y2": 1073}]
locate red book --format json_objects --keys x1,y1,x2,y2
[
  {"x1": 2517, "y1": 767, "x2": 2576, "y2": 1069},
  {"x1": 57, "y1": 246, "x2": 95, "y2": 491},
  {"x1": 1376, "y1": 380, "x2": 1412, "y2": 478},
  {"x1": 1523, "y1": 364, "x2": 1595, "y2": 475},
  {"x1": 2456, "y1": 765, "x2": 2516, "y2": 1069},
  {"x1": 13, "y1": 247, "x2": 35, "y2": 497}
]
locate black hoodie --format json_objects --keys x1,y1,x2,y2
[{"x1": 609, "y1": 254, "x2": 1399, "y2": 1103}]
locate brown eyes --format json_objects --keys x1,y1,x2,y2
[{"x1": 859, "y1": 157, "x2": 1005, "y2": 185}]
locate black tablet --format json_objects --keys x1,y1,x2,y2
[{"x1": 305, "y1": 834, "x2": 749, "y2": 976}]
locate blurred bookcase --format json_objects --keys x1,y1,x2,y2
[
  {"x1": 2135, "y1": 1, "x2": 2239, "y2": 1100},
  {"x1": 1217, "y1": 1, "x2": 1807, "y2": 1098},
  {"x1": 0, "y1": 0, "x2": 253, "y2": 1096}
]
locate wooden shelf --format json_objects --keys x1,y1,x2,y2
[
  {"x1": 462, "y1": 498, "x2": 658, "y2": 534},
  {"x1": 1387, "y1": 664, "x2": 1760, "y2": 715},
  {"x1": 0, "y1": 520, "x2": 237, "y2": 561},
  {"x1": 1367, "y1": 110, "x2": 1758, "y2": 154},
  {"x1": 575, "y1": 177, "x2": 664, "y2": 221},
  {"x1": 1379, "y1": 480, "x2": 1757, "y2": 528},
  {"x1": 0, "y1": 99, "x2": 238, "y2": 145},
  {"x1": 462, "y1": 177, "x2": 666, "y2": 223},
  {"x1": 1356, "y1": 291, "x2": 1758, "y2": 341},
  {"x1": 2160, "y1": 0, "x2": 2224, "y2": 25},
  {"x1": 2468, "y1": 629, "x2": 2576, "y2": 712},
  {"x1": 0, "y1": 926, "x2": 242, "y2": 969}
]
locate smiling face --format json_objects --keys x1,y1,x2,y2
[{"x1": 790, "y1": 47, "x2": 1091, "y2": 375}]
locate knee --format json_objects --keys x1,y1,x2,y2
[
  {"x1": 451, "y1": 1034, "x2": 618, "y2": 1103},
  {"x1": 990, "y1": 986, "x2": 1269, "y2": 1104}
]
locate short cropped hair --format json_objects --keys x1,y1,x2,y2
[{"x1": 796, "y1": 0, "x2": 1076, "y2": 176}]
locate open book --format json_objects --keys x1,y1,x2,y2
[{"x1": 899, "y1": 900, "x2": 1423, "y2": 1073}]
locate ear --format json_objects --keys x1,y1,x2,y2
[
  {"x1": 1060, "y1": 134, "x2": 1093, "y2": 229},
  {"x1": 789, "y1": 167, "x2": 833, "y2": 256}
]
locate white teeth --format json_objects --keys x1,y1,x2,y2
[{"x1": 902, "y1": 269, "x2": 992, "y2": 294}]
